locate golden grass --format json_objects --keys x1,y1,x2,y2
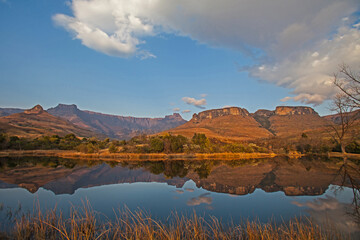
[
  {"x1": 0, "y1": 150, "x2": 277, "y2": 161},
  {"x1": 0, "y1": 203, "x2": 347, "y2": 240}
]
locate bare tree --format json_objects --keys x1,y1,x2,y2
[
  {"x1": 334, "y1": 64, "x2": 360, "y2": 108},
  {"x1": 328, "y1": 93, "x2": 359, "y2": 154}
]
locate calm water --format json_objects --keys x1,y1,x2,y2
[{"x1": 0, "y1": 156, "x2": 359, "y2": 236}]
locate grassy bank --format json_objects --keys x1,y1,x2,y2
[
  {"x1": 0, "y1": 150, "x2": 277, "y2": 161},
  {"x1": 0, "y1": 205, "x2": 346, "y2": 240}
]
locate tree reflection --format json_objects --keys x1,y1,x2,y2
[{"x1": 335, "y1": 157, "x2": 360, "y2": 224}]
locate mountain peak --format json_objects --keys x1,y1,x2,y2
[
  {"x1": 47, "y1": 104, "x2": 80, "y2": 116},
  {"x1": 55, "y1": 103, "x2": 79, "y2": 110},
  {"x1": 165, "y1": 113, "x2": 184, "y2": 120},
  {"x1": 24, "y1": 105, "x2": 44, "y2": 114}
]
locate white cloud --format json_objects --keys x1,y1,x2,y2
[
  {"x1": 55, "y1": 0, "x2": 358, "y2": 58},
  {"x1": 251, "y1": 24, "x2": 360, "y2": 105},
  {"x1": 182, "y1": 110, "x2": 191, "y2": 113},
  {"x1": 182, "y1": 97, "x2": 207, "y2": 109},
  {"x1": 54, "y1": 1, "x2": 360, "y2": 103},
  {"x1": 173, "y1": 107, "x2": 180, "y2": 112},
  {"x1": 200, "y1": 93, "x2": 207, "y2": 98},
  {"x1": 53, "y1": 0, "x2": 156, "y2": 58}
]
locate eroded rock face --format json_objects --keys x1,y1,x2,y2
[
  {"x1": 253, "y1": 109, "x2": 274, "y2": 118},
  {"x1": 24, "y1": 105, "x2": 44, "y2": 114},
  {"x1": 192, "y1": 107, "x2": 249, "y2": 121},
  {"x1": 274, "y1": 106, "x2": 318, "y2": 116}
]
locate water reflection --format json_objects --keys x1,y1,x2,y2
[
  {"x1": 294, "y1": 196, "x2": 359, "y2": 238},
  {"x1": 0, "y1": 156, "x2": 358, "y2": 197},
  {"x1": 0, "y1": 156, "x2": 359, "y2": 237}
]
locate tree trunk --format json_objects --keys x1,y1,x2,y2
[{"x1": 341, "y1": 143, "x2": 346, "y2": 154}]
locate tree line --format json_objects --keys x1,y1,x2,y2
[{"x1": 1, "y1": 131, "x2": 359, "y2": 154}]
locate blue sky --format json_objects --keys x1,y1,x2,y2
[{"x1": 1, "y1": 0, "x2": 359, "y2": 119}]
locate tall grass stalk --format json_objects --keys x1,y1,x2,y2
[{"x1": 0, "y1": 203, "x2": 348, "y2": 240}]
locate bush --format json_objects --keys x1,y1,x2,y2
[
  {"x1": 150, "y1": 137, "x2": 164, "y2": 153},
  {"x1": 346, "y1": 141, "x2": 360, "y2": 153},
  {"x1": 108, "y1": 143, "x2": 118, "y2": 153}
]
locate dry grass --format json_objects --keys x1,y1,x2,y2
[
  {"x1": 0, "y1": 150, "x2": 277, "y2": 161},
  {"x1": 0, "y1": 203, "x2": 347, "y2": 240}
]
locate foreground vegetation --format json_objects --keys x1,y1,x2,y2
[
  {"x1": 0, "y1": 131, "x2": 359, "y2": 155},
  {"x1": 0, "y1": 204, "x2": 347, "y2": 240}
]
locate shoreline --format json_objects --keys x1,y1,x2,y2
[
  {"x1": 0, "y1": 150, "x2": 278, "y2": 161},
  {"x1": 0, "y1": 150, "x2": 358, "y2": 161}
]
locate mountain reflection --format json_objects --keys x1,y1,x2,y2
[{"x1": 0, "y1": 156, "x2": 359, "y2": 197}]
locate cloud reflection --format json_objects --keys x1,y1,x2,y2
[
  {"x1": 293, "y1": 196, "x2": 359, "y2": 236},
  {"x1": 187, "y1": 193, "x2": 212, "y2": 206}
]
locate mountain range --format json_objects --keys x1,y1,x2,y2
[
  {"x1": 0, "y1": 105, "x2": 98, "y2": 138},
  {"x1": 166, "y1": 106, "x2": 332, "y2": 141},
  {"x1": 0, "y1": 104, "x2": 358, "y2": 140},
  {"x1": 47, "y1": 104, "x2": 187, "y2": 139},
  {"x1": 0, "y1": 104, "x2": 186, "y2": 139}
]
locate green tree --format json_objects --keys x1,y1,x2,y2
[
  {"x1": 64, "y1": 133, "x2": 77, "y2": 141},
  {"x1": 170, "y1": 135, "x2": 187, "y2": 153},
  {"x1": 192, "y1": 133, "x2": 209, "y2": 152},
  {"x1": 150, "y1": 137, "x2": 164, "y2": 153},
  {"x1": 108, "y1": 143, "x2": 118, "y2": 153}
]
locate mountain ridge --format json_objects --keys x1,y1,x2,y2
[
  {"x1": 164, "y1": 106, "x2": 333, "y2": 141},
  {"x1": 1, "y1": 104, "x2": 357, "y2": 141},
  {"x1": 47, "y1": 104, "x2": 187, "y2": 139},
  {"x1": 0, "y1": 105, "x2": 100, "y2": 138}
]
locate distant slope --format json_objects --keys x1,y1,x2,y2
[
  {"x1": 0, "y1": 105, "x2": 100, "y2": 138},
  {"x1": 0, "y1": 107, "x2": 24, "y2": 117},
  {"x1": 163, "y1": 107, "x2": 273, "y2": 141},
  {"x1": 253, "y1": 106, "x2": 330, "y2": 137},
  {"x1": 47, "y1": 104, "x2": 187, "y2": 139},
  {"x1": 323, "y1": 109, "x2": 360, "y2": 124}
]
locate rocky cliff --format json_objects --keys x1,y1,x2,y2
[
  {"x1": 165, "y1": 107, "x2": 273, "y2": 141},
  {"x1": 165, "y1": 105, "x2": 331, "y2": 140},
  {"x1": 253, "y1": 106, "x2": 318, "y2": 118},
  {"x1": 274, "y1": 106, "x2": 318, "y2": 116},
  {"x1": 24, "y1": 104, "x2": 45, "y2": 114},
  {"x1": 253, "y1": 106, "x2": 328, "y2": 137},
  {"x1": 192, "y1": 107, "x2": 250, "y2": 122}
]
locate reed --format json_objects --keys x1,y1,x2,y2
[{"x1": 0, "y1": 203, "x2": 347, "y2": 240}]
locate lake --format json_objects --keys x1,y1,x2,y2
[{"x1": 0, "y1": 156, "x2": 359, "y2": 237}]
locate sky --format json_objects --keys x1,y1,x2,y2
[{"x1": 0, "y1": 0, "x2": 359, "y2": 120}]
